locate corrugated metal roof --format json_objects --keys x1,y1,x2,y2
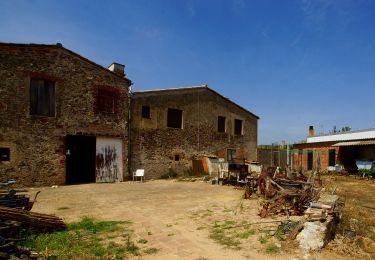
[
  {"x1": 332, "y1": 140, "x2": 375, "y2": 146},
  {"x1": 307, "y1": 128, "x2": 375, "y2": 143}
]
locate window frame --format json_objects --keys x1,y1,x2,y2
[
  {"x1": 234, "y1": 119, "x2": 243, "y2": 135},
  {"x1": 218, "y1": 116, "x2": 226, "y2": 133},
  {"x1": 29, "y1": 78, "x2": 56, "y2": 117},
  {"x1": 227, "y1": 148, "x2": 236, "y2": 161},
  {"x1": 141, "y1": 105, "x2": 151, "y2": 119},
  {"x1": 96, "y1": 88, "x2": 117, "y2": 114},
  {"x1": 0, "y1": 147, "x2": 10, "y2": 162},
  {"x1": 167, "y1": 108, "x2": 183, "y2": 129}
]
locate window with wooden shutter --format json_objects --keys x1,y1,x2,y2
[
  {"x1": 97, "y1": 89, "x2": 116, "y2": 113},
  {"x1": 29, "y1": 79, "x2": 55, "y2": 117}
]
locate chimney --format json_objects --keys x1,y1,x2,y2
[
  {"x1": 309, "y1": 126, "x2": 314, "y2": 137},
  {"x1": 108, "y1": 63, "x2": 125, "y2": 77}
]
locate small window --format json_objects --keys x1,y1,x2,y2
[
  {"x1": 174, "y1": 155, "x2": 180, "y2": 161},
  {"x1": 218, "y1": 116, "x2": 226, "y2": 133},
  {"x1": 30, "y1": 78, "x2": 55, "y2": 116},
  {"x1": 167, "y1": 108, "x2": 183, "y2": 128},
  {"x1": 227, "y1": 149, "x2": 236, "y2": 161},
  {"x1": 0, "y1": 148, "x2": 10, "y2": 161},
  {"x1": 234, "y1": 119, "x2": 243, "y2": 135},
  {"x1": 142, "y1": 106, "x2": 150, "y2": 118},
  {"x1": 97, "y1": 89, "x2": 116, "y2": 113}
]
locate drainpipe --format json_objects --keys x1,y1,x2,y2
[{"x1": 127, "y1": 85, "x2": 133, "y2": 179}]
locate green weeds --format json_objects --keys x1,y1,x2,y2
[
  {"x1": 265, "y1": 242, "x2": 279, "y2": 254},
  {"x1": 209, "y1": 220, "x2": 254, "y2": 250},
  {"x1": 20, "y1": 217, "x2": 149, "y2": 259},
  {"x1": 258, "y1": 233, "x2": 271, "y2": 244}
]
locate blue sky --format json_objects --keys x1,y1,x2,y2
[{"x1": 1, "y1": 0, "x2": 375, "y2": 144}]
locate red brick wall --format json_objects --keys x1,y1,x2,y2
[{"x1": 293, "y1": 142, "x2": 339, "y2": 171}]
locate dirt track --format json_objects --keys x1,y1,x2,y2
[{"x1": 28, "y1": 180, "x2": 355, "y2": 260}]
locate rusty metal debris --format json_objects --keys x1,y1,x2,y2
[
  {"x1": 239, "y1": 165, "x2": 344, "y2": 251},
  {"x1": 242, "y1": 166, "x2": 323, "y2": 218},
  {"x1": 0, "y1": 180, "x2": 40, "y2": 211}
]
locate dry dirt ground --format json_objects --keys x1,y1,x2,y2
[{"x1": 27, "y1": 179, "x2": 360, "y2": 260}]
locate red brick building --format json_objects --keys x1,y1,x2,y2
[{"x1": 293, "y1": 127, "x2": 375, "y2": 172}]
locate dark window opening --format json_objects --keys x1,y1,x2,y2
[
  {"x1": 329, "y1": 149, "x2": 336, "y2": 166},
  {"x1": 142, "y1": 106, "x2": 150, "y2": 118},
  {"x1": 97, "y1": 89, "x2": 116, "y2": 113},
  {"x1": 167, "y1": 108, "x2": 183, "y2": 128},
  {"x1": 234, "y1": 119, "x2": 243, "y2": 135},
  {"x1": 174, "y1": 155, "x2": 180, "y2": 161},
  {"x1": 30, "y1": 78, "x2": 55, "y2": 116},
  {"x1": 218, "y1": 116, "x2": 226, "y2": 133},
  {"x1": 0, "y1": 148, "x2": 10, "y2": 161},
  {"x1": 307, "y1": 150, "x2": 313, "y2": 170},
  {"x1": 227, "y1": 149, "x2": 236, "y2": 161}
]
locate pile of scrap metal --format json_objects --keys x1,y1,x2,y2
[
  {"x1": 0, "y1": 180, "x2": 40, "y2": 211},
  {"x1": 244, "y1": 166, "x2": 324, "y2": 218},
  {"x1": 0, "y1": 180, "x2": 66, "y2": 259},
  {"x1": 244, "y1": 167, "x2": 344, "y2": 251},
  {"x1": 216, "y1": 161, "x2": 262, "y2": 186}
]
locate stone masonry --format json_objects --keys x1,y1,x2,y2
[
  {"x1": 130, "y1": 86, "x2": 259, "y2": 179},
  {"x1": 0, "y1": 43, "x2": 131, "y2": 186}
]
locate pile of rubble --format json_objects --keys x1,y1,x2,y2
[{"x1": 244, "y1": 167, "x2": 344, "y2": 251}]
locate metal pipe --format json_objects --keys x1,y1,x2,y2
[{"x1": 127, "y1": 85, "x2": 133, "y2": 179}]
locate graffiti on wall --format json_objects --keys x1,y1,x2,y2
[{"x1": 96, "y1": 138, "x2": 123, "y2": 182}]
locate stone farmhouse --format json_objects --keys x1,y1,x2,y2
[
  {"x1": 0, "y1": 43, "x2": 131, "y2": 186},
  {"x1": 130, "y1": 86, "x2": 259, "y2": 179},
  {"x1": 0, "y1": 42, "x2": 259, "y2": 186}
]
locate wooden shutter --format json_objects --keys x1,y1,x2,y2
[{"x1": 29, "y1": 79, "x2": 55, "y2": 116}]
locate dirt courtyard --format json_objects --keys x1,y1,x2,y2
[{"x1": 27, "y1": 180, "x2": 356, "y2": 260}]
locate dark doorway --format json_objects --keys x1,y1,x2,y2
[
  {"x1": 329, "y1": 149, "x2": 336, "y2": 166},
  {"x1": 66, "y1": 135, "x2": 96, "y2": 184},
  {"x1": 307, "y1": 150, "x2": 313, "y2": 170}
]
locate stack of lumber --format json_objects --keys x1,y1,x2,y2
[
  {"x1": 0, "y1": 206, "x2": 66, "y2": 259},
  {"x1": 0, "y1": 206, "x2": 66, "y2": 232}
]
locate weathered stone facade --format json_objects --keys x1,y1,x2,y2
[
  {"x1": 130, "y1": 86, "x2": 259, "y2": 179},
  {"x1": 0, "y1": 43, "x2": 130, "y2": 186}
]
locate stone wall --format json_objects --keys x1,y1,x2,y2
[
  {"x1": 130, "y1": 87, "x2": 258, "y2": 179},
  {"x1": 0, "y1": 43, "x2": 130, "y2": 186}
]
